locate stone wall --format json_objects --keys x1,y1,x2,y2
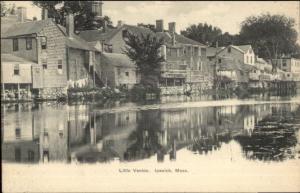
[
  {"x1": 38, "y1": 87, "x2": 68, "y2": 99},
  {"x1": 160, "y1": 81, "x2": 213, "y2": 96}
]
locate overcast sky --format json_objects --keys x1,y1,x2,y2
[{"x1": 8, "y1": 1, "x2": 300, "y2": 41}]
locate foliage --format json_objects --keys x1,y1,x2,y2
[
  {"x1": 123, "y1": 31, "x2": 165, "y2": 88},
  {"x1": 239, "y1": 13, "x2": 299, "y2": 71},
  {"x1": 181, "y1": 23, "x2": 222, "y2": 45},
  {"x1": 32, "y1": 1, "x2": 112, "y2": 31},
  {"x1": 0, "y1": 2, "x2": 16, "y2": 17},
  {"x1": 130, "y1": 84, "x2": 160, "y2": 100}
]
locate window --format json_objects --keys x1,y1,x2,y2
[
  {"x1": 41, "y1": 37, "x2": 47, "y2": 49},
  {"x1": 13, "y1": 38, "x2": 18, "y2": 51},
  {"x1": 125, "y1": 72, "x2": 129, "y2": 77},
  {"x1": 26, "y1": 38, "x2": 32, "y2": 50},
  {"x1": 58, "y1": 64, "x2": 62, "y2": 69},
  {"x1": 246, "y1": 56, "x2": 249, "y2": 64},
  {"x1": 14, "y1": 64, "x2": 20, "y2": 75},
  {"x1": 57, "y1": 60, "x2": 63, "y2": 73},
  {"x1": 15, "y1": 128, "x2": 21, "y2": 139},
  {"x1": 117, "y1": 68, "x2": 121, "y2": 75},
  {"x1": 183, "y1": 48, "x2": 186, "y2": 55},
  {"x1": 282, "y1": 59, "x2": 287, "y2": 67},
  {"x1": 227, "y1": 47, "x2": 231, "y2": 53},
  {"x1": 42, "y1": 59, "x2": 47, "y2": 69},
  {"x1": 218, "y1": 58, "x2": 222, "y2": 63}
]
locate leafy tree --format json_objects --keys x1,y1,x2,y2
[
  {"x1": 123, "y1": 31, "x2": 165, "y2": 88},
  {"x1": 181, "y1": 23, "x2": 222, "y2": 45},
  {"x1": 239, "y1": 13, "x2": 299, "y2": 71},
  {"x1": 0, "y1": 1, "x2": 8, "y2": 17},
  {"x1": 32, "y1": 1, "x2": 112, "y2": 31}
]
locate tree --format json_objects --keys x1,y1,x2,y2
[
  {"x1": 239, "y1": 13, "x2": 299, "y2": 71},
  {"x1": 123, "y1": 31, "x2": 165, "y2": 88},
  {"x1": 180, "y1": 23, "x2": 222, "y2": 45},
  {"x1": 0, "y1": 1, "x2": 8, "y2": 17},
  {"x1": 32, "y1": 1, "x2": 112, "y2": 31}
]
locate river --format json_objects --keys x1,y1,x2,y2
[{"x1": 2, "y1": 93, "x2": 300, "y2": 192}]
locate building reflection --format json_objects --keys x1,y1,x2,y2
[{"x1": 1, "y1": 102, "x2": 300, "y2": 164}]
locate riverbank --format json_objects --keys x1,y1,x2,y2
[{"x1": 1, "y1": 85, "x2": 298, "y2": 104}]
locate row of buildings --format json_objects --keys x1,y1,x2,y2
[{"x1": 1, "y1": 2, "x2": 300, "y2": 101}]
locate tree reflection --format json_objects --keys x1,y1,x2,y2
[
  {"x1": 235, "y1": 108, "x2": 300, "y2": 162},
  {"x1": 124, "y1": 110, "x2": 163, "y2": 161}
]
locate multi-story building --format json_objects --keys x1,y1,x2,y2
[
  {"x1": 273, "y1": 57, "x2": 300, "y2": 81},
  {"x1": 79, "y1": 1, "x2": 213, "y2": 94},
  {"x1": 1, "y1": 9, "x2": 102, "y2": 99}
]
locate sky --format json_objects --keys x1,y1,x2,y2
[{"x1": 7, "y1": 1, "x2": 300, "y2": 41}]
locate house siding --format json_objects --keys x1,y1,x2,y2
[{"x1": 36, "y1": 22, "x2": 68, "y2": 88}]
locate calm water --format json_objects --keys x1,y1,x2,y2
[{"x1": 2, "y1": 95, "x2": 300, "y2": 164}]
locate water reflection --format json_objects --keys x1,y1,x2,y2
[{"x1": 2, "y1": 101, "x2": 300, "y2": 164}]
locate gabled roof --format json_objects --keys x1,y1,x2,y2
[
  {"x1": 1, "y1": 14, "x2": 32, "y2": 35},
  {"x1": 101, "y1": 53, "x2": 136, "y2": 68},
  {"x1": 1, "y1": 53, "x2": 37, "y2": 64},
  {"x1": 1, "y1": 19, "x2": 51, "y2": 38},
  {"x1": 206, "y1": 47, "x2": 224, "y2": 57},
  {"x1": 57, "y1": 25, "x2": 98, "y2": 51},
  {"x1": 217, "y1": 44, "x2": 252, "y2": 55},
  {"x1": 237, "y1": 45, "x2": 252, "y2": 53},
  {"x1": 2, "y1": 19, "x2": 97, "y2": 51},
  {"x1": 174, "y1": 33, "x2": 205, "y2": 46},
  {"x1": 79, "y1": 24, "x2": 205, "y2": 47},
  {"x1": 79, "y1": 24, "x2": 155, "y2": 43}
]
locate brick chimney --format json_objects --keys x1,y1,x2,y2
[
  {"x1": 66, "y1": 14, "x2": 74, "y2": 37},
  {"x1": 156, "y1": 19, "x2": 164, "y2": 32},
  {"x1": 117, "y1": 20, "x2": 124, "y2": 28},
  {"x1": 91, "y1": 1, "x2": 103, "y2": 19},
  {"x1": 17, "y1": 7, "x2": 27, "y2": 22},
  {"x1": 168, "y1": 22, "x2": 176, "y2": 34},
  {"x1": 41, "y1": 8, "x2": 48, "y2": 20}
]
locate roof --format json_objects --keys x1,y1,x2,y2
[
  {"x1": 174, "y1": 33, "x2": 205, "y2": 46},
  {"x1": 101, "y1": 53, "x2": 136, "y2": 68},
  {"x1": 1, "y1": 14, "x2": 32, "y2": 35},
  {"x1": 1, "y1": 53, "x2": 37, "y2": 64},
  {"x1": 206, "y1": 47, "x2": 224, "y2": 57},
  {"x1": 1, "y1": 19, "x2": 51, "y2": 38},
  {"x1": 217, "y1": 44, "x2": 252, "y2": 55},
  {"x1": 57, "y1": 25, "x2": 98, "y2": 51},
  {"x1": 2, "y1": 18, "x2": 96, "y2": 51},
  {"x1": 79, "y1": 24, "x2": 155, "y2": 43},
  {"x1": 237, "y1": 45, "x2": 252, "y2": 53},
  {"x1": 79, "y1": 24, "x2": 205, "y2": 46}
]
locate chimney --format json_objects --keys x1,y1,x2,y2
[
  {"x1": 156, "y1": 19, "x2": 164, "y2": 32},
  {"x1": 117, "y1": 20, "x2": 124, "y2": 28},
  {"x1": 168, "y1": 22, "x2": 176, "y2": 34},
  {"x1": 42, "y1": 8, "x2": 48, "y2": 20},
  {"x1": 17, "y1": 7, "x2": 27, "y2": 22},
  {"x1": 91, "y1": 1, "x2": 103, "y2": 19},
  {"x1": 66, "y1": 14, "x2": 74, "y2": 37}
]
